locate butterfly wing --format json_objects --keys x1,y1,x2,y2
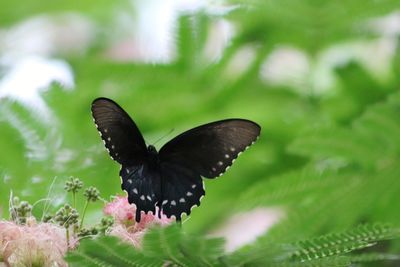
[
  {"x1": 92, "y1": 98, "x2": 160, "y2": 221},
  {"x1": 119, "y1": 165, "x2": 161, "y2": 222},
  {"x1": 159, "y1": 162, "x2": 205, "y2": 221},
  {"x1": 91, "y1": 97, "x2": 147, "y2": 166},
  {"x1": 158, "y1": 119, "x2": 261, "y2": 220}
]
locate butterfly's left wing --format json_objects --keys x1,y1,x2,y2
[
  {"x1": 158, "y1": 119, "x2": 261, "y2": 220},
  {"x1": 91, "y1": 97, "x2": 147, "y2": 166},
  {"x1": 92, "y1": 98, "x2": 160, "y2": 221}
]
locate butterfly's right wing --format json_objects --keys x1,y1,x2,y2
[
  {"x1": 158, "y1": 119, "x2": 261, "y2": 220},
  {"x1": 91, "y1": 97, "x2": 147, "y2": 166},
  {"x1": 159, "y1": 119, "x2": 261, "y2": 178}
]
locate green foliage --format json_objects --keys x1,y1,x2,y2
[
  {"x1": 223, "y1": 224, "x2": 400, "y2": 266},
  {"x1": 290, "y1": 224, "x2": 397, "y2": 262},
  {"x1": 65, "y1": 224, "x2": 399, "y2": 266},
  {"x1": 231, "y1": 0, "x2": 400, "y2": 52},
  {"x1": 230, "y1": 92, "x2": 400, "y2": 266},
  {"x1": 66, "y1": 235, "x2": 163, "y2": 267},
  {"x1": 66, "y1": 225, "x2": 225, "y2": 267}
]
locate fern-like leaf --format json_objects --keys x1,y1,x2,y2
[
  {"x1": 65, "y1": 226, "x2": 225, "y2": 267},
  {"x1": 290, "y1": 224, "x2": 397, "y2": 262}
]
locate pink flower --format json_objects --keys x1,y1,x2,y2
[
  {"x1": 103, "y1": 195, "x2": 173, "y2": 247},
  {"x1": 103, "y1": 196, "x2": 136, "y2": 226},
  {"x1": 0, "y1": 218, "x2": 72, "y2": 267}
]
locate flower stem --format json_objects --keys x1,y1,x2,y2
[
  {"x1": 73, "y1": 192, "x2": 76, "y2": 209},
  {"x1": 79, "y1": 200, "x2": 89, "y2": 230},
  {"x1": 72, "y1": 192, "x2": 77, "y2": 235},
  {"x1": 66, "y1": 227, "x2": 70, "y2": 248}
]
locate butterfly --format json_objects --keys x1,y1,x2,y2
[{"x1": 91, "y1": 97, "x2": 261, "y2": 222}]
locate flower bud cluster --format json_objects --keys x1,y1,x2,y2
[
  {"x1": 54, "y1": 204, "x2": 79, "y2": 228},
  {"x1": 84, "y1": 186, "x2": 100, "y2": 202},
  {"x1": 9, "y1": 197, "x2": 32, "y2": 224},
  {"x1": 64, "y1": 177, "x2": 84, "y2": 193}
]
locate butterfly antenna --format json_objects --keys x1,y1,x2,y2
[{"x1": 152, "y1": 128, "x2": 175, "y2": 146}]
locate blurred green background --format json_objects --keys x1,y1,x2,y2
[{"x1": 1, "y1": 0, "x2": 400, "y2": 264}]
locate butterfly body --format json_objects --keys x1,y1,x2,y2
[
  {"x1": 91, "y1": 97, "x2": 260, "y2": 222},
  {"x1": 145, "y1": 145, "x2": 160, "y2": 167}
]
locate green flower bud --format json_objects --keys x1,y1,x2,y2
[
  {"x1": 43, "y1": 214, "x2": 53, "y2": 223},
  {"x1": 64, "y1": 177, "x2": 84, "y2": 193},
  {"x1": 84, "y1": 186, "x2": 100, "y2": 202},
  {"x1": 54, "y1": 204, "x2": 79, "y2": 228},
  {"x1": 78, "y1": 227, "x2": 98, "y2": 237},
  {"x1": 98, "y1": 216, "x2": 114, "y2": 234},
  {"x1": 9, "y1": 197, "x2": 32, "y2": 224}
]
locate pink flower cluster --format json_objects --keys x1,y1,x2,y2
[
  {"x1": 0, "y1": 218, "x2": 69, "y2": 267},
  {"x1": 0, "y1": 196, "x2": 172, "y2": 266},
  {"x1": 103, "y1": 196, "x2": 172, "y2": 247}
]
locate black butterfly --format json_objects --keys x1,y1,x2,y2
[{"x1": 91, "y1": 97, "x2": 261, "y2": 222}]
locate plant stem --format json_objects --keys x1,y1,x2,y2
[
  {"x1": 72, "y1": 192, "x2": 77, "y2": 235},
  {"x1": 79, "y1": 200, "x2": 89, "y2": 230},
  {"x1": 66, "y1": 227, "x2": 70, "y2": 249},
  {"x1": 73, "y1": 192, "x2": 76, "y2": 209}
]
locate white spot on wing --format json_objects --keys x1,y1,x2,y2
[
  {"x1": 213, "y1": 133, "x2": 260, "y2": 179},
  {"x1": 140, "y1": 195, "x2": 145, "y2": 201},
  {"x1": 171, "y1": 200, "x2": 176, "y2": 206},
  {"x1": 147, "y1": 195, "x2": 152, "y2": 201},
  {"x1": 133, "y1": 188, "x2": 138, "y2": 194},
  {"x1": 186, "y1": 191, "x2": 193, "y2": 196},
  {"x1": 192, "y1": 184, "x2": 196, "y2": 189},
  {"x1": 162, "y1": 200, "x2": 168, "y2": 205},
  {"x1": 107, "y1": 137, "x2": 111, "y2": 141},
  {"x1": 127, "y1": 179, "x2": 132, "y2": 184},
  {"x1": 218, "y1": 161, "x2": 223, "y2": 166},
  {"x1": 179, "y1": 198, "x2": 185, "y2": 203}
]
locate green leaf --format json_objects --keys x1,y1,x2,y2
[
  {"x1": 65, "y1": 226, "x2": 225, "y2": 267},
  {"x1": 290, "y1": 224, "x2": 398, "y2": 262},
  {"x1": 142, "y1": 225, "x2": 225, "y2": 267},
  {"x1": 65, "y1": 236, "x2": 162, "y2": 267},
  {"x1": 226, "y1": 224, "x2": 400, "y2": 266}
]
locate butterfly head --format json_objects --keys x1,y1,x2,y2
[{"x1": 147, "y1": 145, "x2": 158, "y2": 155}]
